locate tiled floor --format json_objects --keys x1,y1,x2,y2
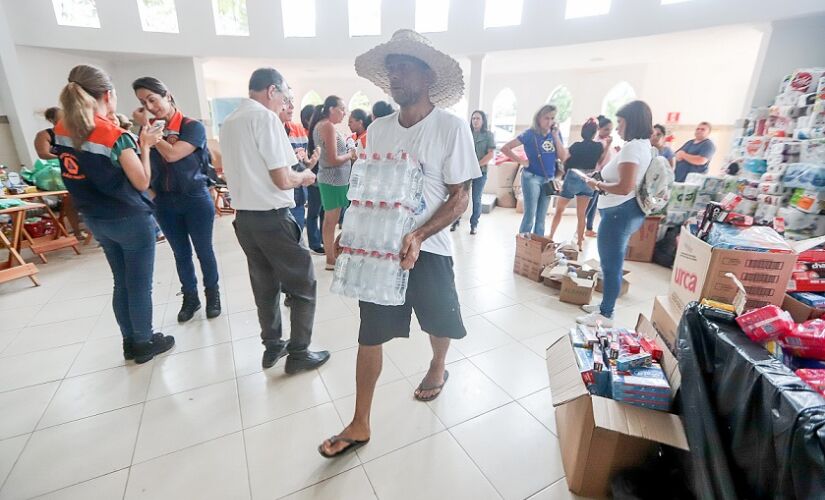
[{"x1": 0, "y1": 208, "x2": 671, "y2": 499}]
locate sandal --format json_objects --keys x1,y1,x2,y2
[
  {"x1": 414, "y1": 370, "x2": 450, "y2": 402},
  {"x1": 325, "y1": 264, "x2": 335, "y2": 271},
  {"x1": 318, "y1": 435, "x2": 370, "y2": 459}
]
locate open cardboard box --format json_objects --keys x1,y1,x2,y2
[
  {"x1": 546, "y1": 315, "x2": 689, "y2": 498},
  {"x1": 626, "y1": 216, "x2": 662, "y2": 262},
  {"x1": 514, "y1": 234, "x2": 553, "y2": 282},
  {"x1": 559, "y1": 268, "x2": 598, "y2": 305},
  {"x1": 581, "y1": 258, "x2": 631, "y2": 297},
  {"x1": 783, "y1": 293, "x2": 825, "y2": 323}
]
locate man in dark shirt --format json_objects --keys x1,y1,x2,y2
[{"x1": 674, "y1": 121, "x2": 716, "y2": 182}]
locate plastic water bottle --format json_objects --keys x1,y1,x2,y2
[
  {"x1": 347, "y1": 153, "x2": 368, "y2": 201},
  {"x1": 399, "y1": 154, "x2": 424, "y2": 210},
  {"x1": 330, "y1": 248, "x2": 352, "y2": 294},
  {"x1": 382, "y1": 203, "x2": 412, "y2": 255},
  {"x1": 359, "y1": 252, "x2": 382, "y2": 302},
  {"x1": 383, "y1": 254, "x2": 408, "y2": 305},
  {"x1": 339, "y1": 200, "x2": 361, "y2": 248},
  {"x1": 362, "y1": 153, "x2": 383, "y2": 202},
  {"x1": 367, "y1": 203, "x2": 389, "y2": 250},
  {"x1": 344, "y1": 250, "x2": 366, "y2": 298}
]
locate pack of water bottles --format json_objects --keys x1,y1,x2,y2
[{"x1": 331, "y1": 152, "x2": 424, "y2": 305}]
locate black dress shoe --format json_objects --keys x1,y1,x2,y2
[
  {"x1": 123, "y1": 339, "x2": 134, "y2": 360},
  {"x1": 310, "y1": 246, "x2": 326, "y2": 256},
  {"x1": 133, "y1": 333, "x2": 176, "y2": 364},
  {"x1": 285, "y1": 350, "x2": 331, "y2": 374},
  {"x1": 262, "y1": 344, "x2": 288, "y2": 369}
]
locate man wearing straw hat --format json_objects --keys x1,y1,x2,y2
[{"x1": 319, "y1": 30, "x2": 480, "y2": 458}]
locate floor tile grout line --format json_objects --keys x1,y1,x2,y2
[
  {"x1": 20, "y1": 467, "x2": 131, "y2": 500},
  {"x1": 223, "y1": 332, "x2": 254, "y2": 500},
  {"x1": 123, "y1": 351, "x2": 160, "y2": 499}
]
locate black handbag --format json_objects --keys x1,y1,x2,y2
[{"x1": 534, "y1": 134, "x2": 561, "y2": 197}]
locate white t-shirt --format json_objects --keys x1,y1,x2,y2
[
  {"x1": 366, "y1": 108, "x2": 480, "y2": 257},
  {"x1": 219, "y1": 99, "x2": 298, "y2": 211},
  {"x1": 598, "y1": 138, "x2": 652, "y2": 209}
]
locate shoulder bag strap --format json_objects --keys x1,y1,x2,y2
[{"x1": 533, "y1": 134, "x2": 550, "y2": 180}]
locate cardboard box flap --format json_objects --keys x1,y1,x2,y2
[
  {"x1": 723, "y1": 273, "x2": 748, "y2": 315},
  {"x1": 591, "y1": 396, "x2": 689, "y2": 450},
  {"x1": 636, "y1": 314, "x2": 681, "y2": 394},
  {"x1": 791, "y1": 235, "x2": 825, "y2": 254},
  {"x1": 546, "y1": 336, "x2": 590, "y2": 407}
]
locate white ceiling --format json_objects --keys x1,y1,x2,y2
[{"x1": 5, "y1": 0, "x2": 825, "y2": 60}]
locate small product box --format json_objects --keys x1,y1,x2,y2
[{"x1": 735, "y1": 305, "x2": 795, "y2": 342}]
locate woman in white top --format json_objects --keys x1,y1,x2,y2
[{"x1": 577, "y1": 101, "x2": 653, "y2": 327}]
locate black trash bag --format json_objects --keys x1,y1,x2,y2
[
  {"x1": 677, "y1": 303, "x2": 825, "y2": 500},
  {"x1": 611, "y1": 445, "x2": 695, "y2": 500},
  {"x1": 653, "y1": 225, "x2": 679, "y2": 268}
]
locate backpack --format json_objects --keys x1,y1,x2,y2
[{"x1": 636, "y1": 147, "x2": 674, "y2": 215}]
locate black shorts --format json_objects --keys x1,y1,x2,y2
[{"x1": 358, "y1": 251, "x2": 467, "y2": 346}]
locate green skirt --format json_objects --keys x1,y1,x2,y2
[{"x1": 318, "y1": 183, "x2": 350, "y2": 210}]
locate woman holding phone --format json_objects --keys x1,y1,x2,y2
[
  {"x1": 577, "y1": 101, "x2": 653, "y2": 327},
  {"x1": 548, "y1": 118, "x2": 605, "y2": 249},
  {"x1": 501, "y1": 105, "x2": 569, "y2": 236},
  {"x1": 132, "y1": 77, "x2": 221, "y2": 323}
]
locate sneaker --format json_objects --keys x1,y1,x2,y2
[
  {"x1": 285, "y1": 350, "x2": 331, "y2": 374},
  {"x1": 470, "y1": 226, "x2": 477, "y2": 235},
  {"x1": 177, "y1": 291, "x2": 201, "y2": 323},
  {"x1": 575, "y1": 312, "x2": 613, "y2": 327},
  {"x1": 205, "y1": 287, "x2": 221, "y2": 319},
  {"x1": 262, "y1": 344, "x2": 288, "y2": 369},
  {"x1": 580, "y1": 304, "x2": 600, "y2": 314},
  {"x1": 133, "y1": 333, "x2": 176, "y2": 364},
  {"x1": 123, "y1": 339, "x2": 134, "y2": 360},
  {"x1": 310, "y1": 246, "x2": 326, "y2": 256}
]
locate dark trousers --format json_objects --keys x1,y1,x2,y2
[
  {"x1": 586, "y1": 192, "x2": 600, "y2": 231},
  {"x1": 291, "y1": 186, "x2": 307, "y2": 232},
  {"x1": 85, "y1": 213, "x2": 156, "y2": 344},
  {"x1": 233, "y1": 209, "x2": 316, "y2": 352},
  {"x1": 470, "y1": 171, "x2": 488, "y2": 228},
  {"x1": 306, "y1": 184, "x2": 324, "y2": 249},
  {"x1": 154, "y1": 189, "x2": 220, "y2": 294}
]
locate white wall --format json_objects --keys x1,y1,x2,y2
[{"x1": 749, "y1": 13, "x2": 825, "y2": 107}]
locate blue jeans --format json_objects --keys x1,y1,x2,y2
[
  {"x1": 154, "y1": 188, "x2": 220, "y2": 294},
  {"x1": 306, "y1": 184, "x2": 324, "y2": 250},
  {"x1": 597, "y1": 198, "x2": 645, "y2": 318},
  {"x1": 85, "y1": 213, "x2": 156, "y2": 343},
  {"x1": 470, "y1": 171, "x2": 488, "y2": 228},
  {"x1": 586, "y1": 192, "x2": 599, "y2": 231},
  {"x1": 519, "y1": 170, "x2": 551, "y2": 235},
  {"x1": 291, "y1": 186, "x2": 307, "y2": 232}
]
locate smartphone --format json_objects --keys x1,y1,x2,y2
[{"x1": 151, "y1": 120, "x2": 166, "y2": 131}]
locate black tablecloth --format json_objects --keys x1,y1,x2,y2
[{"x1": 677, "y1": 304, "x2": 825, "y2": 500}]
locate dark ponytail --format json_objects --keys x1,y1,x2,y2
[
  {"x1": 308, "y1": 96, "x2": 341, "y2": 153},
  {"x1": 597, "y1": 114, "x2": 612, "y2": 129},
  {"x1": 350, "y1": 109, "x2": 372, "y2": 132}
]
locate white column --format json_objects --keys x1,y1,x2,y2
[
  {"x1": 0, "y1": 0, "x2": 36, "y2": 168},
  {"x1": 467, "y1": 53, "x2": 486, "y2": 119}
]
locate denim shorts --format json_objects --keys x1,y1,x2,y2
[{"x1": 559, "y1": 171, "x2": 595, "y2": 199}]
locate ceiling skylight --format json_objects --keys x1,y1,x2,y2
[
  {"x1": 348, "y1": 0, "x2": 381, "y2": 37},
  {"x1": 137, "y1": 0, "x2": 179, "y2": 33},
  {"x1": 212, "y1": 0, "x2": 249, "y2": 36},
  {"x1": 565, "y1": 0, "x2": 612, "y2": 19},
  {"x1": 416, "y1": 0, "x2": 449, "y2": 33},
  {"x1": 51, "y1": 0, "x2": 101, "y2": 28},
  {"x1": 281, "y1": 0, "x2": 316, "y2": 38},
  {"x1": 484, "y1": 0, "x2": 523, "y2": 29},
  {"x1": 661, "y1": 0, "x2": 692, "y2": 4}
]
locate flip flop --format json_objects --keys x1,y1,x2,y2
[
  {"x1": 414, "y1": 370, "x2": 450, "y2": 402},
  {"x1": 318, "y1": 435, "x2": 370, "y2": 459}
]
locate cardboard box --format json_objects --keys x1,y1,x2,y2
[
  {"x1": 516, "y1": 196, "x2": 524, "y2": 214},
  {"x1": 541, "y1": 242, "x2": 580, "y2": 268},
  {"x1": 514, "y1": 234, "x2": 553, "y2": 282},
  {"x1": 494, "y1": 188, "x2": 516, "y2": 208},
  {"x1": 546, "y1": 315, "x2": 689, "y2": 498},
  {"x1": 488, "y1": 162, "x2": 519, "y2": 189},
  {"x1": 512, "y1": 165, "x2": 524, "y2": 189},
  {"x1": 651, "y1": 295, "x2": 683, "y2": 352},
  {"x1": 626, "y1": 216, "x2": 662, "y2": 263},
  {"x1": 669, "y1": 226, "x2": 797, "y2": 310},
  {"x1": 541, "y1": 264, "x2": 566, "y2": 290},
  {"x1": 481, "y1": 193, "x2": 496, "y2": 214},
  {"x1": 559, "y1": 268, "x2": 598, "y2": 305},
  {"x1": 783, "y1": 293, "x2": 825, "y2": 323}
]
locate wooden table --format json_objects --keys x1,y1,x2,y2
[
  {"x1": 0, "y1": 203, "x2": 42, "y2": 286},
  {"x1": 3, "y1": 190, "x2": 81, "y2": 262}
]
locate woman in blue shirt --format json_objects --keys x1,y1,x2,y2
[
  {"x1": 501, "y1": 105, "x2": 569, "y2": 235},
  {"x1": 132, "y1": 77, "x2": 221, "y2": 323}
]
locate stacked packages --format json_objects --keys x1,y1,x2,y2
[
  {"x1": 330, "y1": 153, "x2": 423, "y2": 306},
  {"x1": 569, "y1": 324, "x2": 672, "y2": 411}
]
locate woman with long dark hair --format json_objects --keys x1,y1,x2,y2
[
  {"x1": 451, "y1": 110, "x2": 495, "y2": 234},
  {"x1": 577, "y1": 101, "x2": 653, "y2": 327},
  {"x1": 501, "y1": 104, "x2": 569, "y2": 236},
  {"x1": 132, "y1": 77, "x2": 221, "y2": 322},
  {"x1": 348, "y1": 109, "x2": 371, "y2": 152},
  {"x1": 54, "y1": 65, "x2": 174, "y2": 363},
  {"x1": 548, "y1": 118, "x2": 604, "y2": 249},
  {"x1": 308, "y1": 96, "x2": 357, "y2": 270}
]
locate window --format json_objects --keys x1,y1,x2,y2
[
  {"x1": 348, "y1": 0, "x2": 381, "y2": 37},
  {"x1": 211, "y1": 97, "x2": 244, "y2": 136},
  {"x1": 282, "y1": 0, "x2": 316, "y2": 38},
  {"x1": 446, "y1": 96, "x2": 468, "y2": 120},
  {"x1": 137, "y1": 0, "x2": 179, "y2": 33},
  {"x1": 547, "y1": 86, "x2": 573, "y2": 145},
  {"x1": 565, "y1": 0, "x2": 611, "y2": 19},
  {"x1": 212, "y1": 0, "x2": 249, "y2": 36},
  {"x1": 51, "y1": 0, "x2": 100, "y2": 28},
  {"x1": 301, "y1": 90, "x2": 323, "y2": 110},
  {"x1": 602, "y1": 82, "x2": 636, "y2": 142},
  {"x1": 484, "y1": 0, "x2": 522, "y2": 29},
  {"x1": 491, "y1": 88, "x2": 517, "y2": 144},
  {"x1": 348, "y1": 91, "x2": 371, "y2": 112},
  {"x1": 416, "y1": 0, "x2": 449, "y2": 33}
]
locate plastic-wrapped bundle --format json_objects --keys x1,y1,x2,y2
[{"x1": 330, "y1": 249, "x2": 409, "y2": 306}]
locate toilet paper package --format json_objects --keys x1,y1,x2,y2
[
  {"x1": 737, "y1": 198, "x2": 758, "y2": 216},
  {"x1": 801, "y1": 139, "x2": 825, "y2": 164},
  {"x1": 669, "y1": 183, "x2": 700, "y2": 210},
  {"x1": 755, "y1": 203, "x2": 781, "y2": 225},
  {"x1": 779, "y1": 207, "x2": 825, "y2": 235},
  {"x1": 783, "y1": 163, "x2": 825, "y2": 191}
]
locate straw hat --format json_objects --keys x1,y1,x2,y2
[{"x1": 354, "y1": 29, "x2": 464, "y2": 108}]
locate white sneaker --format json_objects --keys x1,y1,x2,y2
[
  {"x1": 576, "y1": 312, "x2": 613, "y2": 327},
  {"x1": 580, "y1": 304, "x2": 600, "y2": 314}
]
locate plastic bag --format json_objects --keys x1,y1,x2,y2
[
  {"x1": 21, "y1": 159, "x2": 64, "y2": 191},
  {"x1": 705, "y1": 224, "x2": 794, "y2": 253}
]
